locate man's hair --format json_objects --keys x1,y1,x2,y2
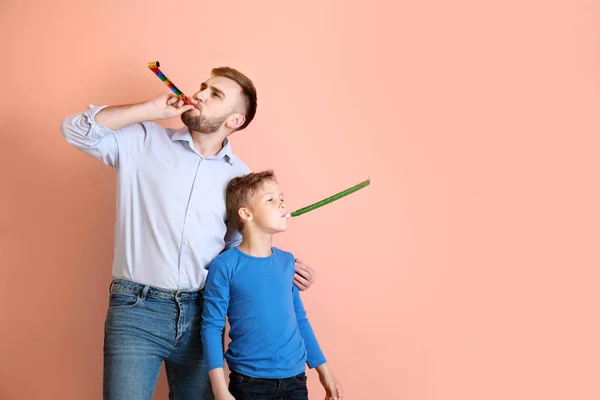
[
  {"x1": 212, "y1": 66, "x2": 257, "y2": 131},
  {"x1": 226, "y1": 170, "x2": 276, "y2": 232}
]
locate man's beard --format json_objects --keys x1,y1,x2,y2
[{"x1": 181, "y1": 109, "x2": 230, "y2": 134}]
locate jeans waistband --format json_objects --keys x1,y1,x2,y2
[
  {"x1": 230, "y1": 370, "x2": 306, "y2": 381},
  {"x1": 109, "y1": 279, "x2": 203, "y2": 301}
]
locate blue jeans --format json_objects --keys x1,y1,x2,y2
[
  {"x1": 103, "y1": 279, "x2": 214, "y2": 400},
  {"x1": 228, "y1": 370, "x2": 308, "y2": 400}
]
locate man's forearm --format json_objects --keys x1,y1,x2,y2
[
  {"x1": 208, "y1": 368, "x2": 229, "y2": 397},
  {"x1": 95, "y1": 101, "x2": 158, "y2": 130}
]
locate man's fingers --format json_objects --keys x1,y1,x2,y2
[
  {"x1": 177, "y1": 105, "x2": 195, "y2": 115},
  {"x1": 295, "y1": 263, "x2": 309, "y2": 272},
  {"x1": 295, "y1": 260, "x2": 315, "y2": 279},
  {"x1": 294, "y1": 273, "x2": 310, "y2": 284},
  {"x1": 294, "y1": 276, "x2": 309, "y2": 290},
  {"x1": 294, "y1": 258, "x2": 315, "y2": 288},
  {"x1": 296, "y1": 264, "x2": 315, "y2": 284},
  {"x1": 294, "y1": 260, "x2": 310, "y2": 273},
  {"x1": 295, "y1": 265, "x2": 312, "y2": 279}
]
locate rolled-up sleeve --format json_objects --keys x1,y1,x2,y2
[{"x1": 60, "y1": 105, "x2": 119, "y2": 167}]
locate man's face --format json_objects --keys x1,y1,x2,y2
[{"x1": 181, "y1": 75, "x2": 245, "y2": 134}]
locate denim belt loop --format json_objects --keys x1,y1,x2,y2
[{"x1": 141, "y1": 285, "x2": 150, "y2": 300}]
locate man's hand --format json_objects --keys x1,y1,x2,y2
[
  {"x1": 149, "y1": 92, "x2": 196, "y2": 120},
  {"x1": 95, "y1": 93, "x2": 196, "y2": 131},
  {"x1": 294, "y1": 258, "x2": 316, "y2": 291},
  {"x1": 215, "y1": 393, "x2": 235, "y2": 400}
]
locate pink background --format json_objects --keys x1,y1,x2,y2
[{"x1": 1, "y1": 0, "x2": 599, "y2": 398}]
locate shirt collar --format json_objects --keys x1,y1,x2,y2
[{"x1": 171, "y1": 127, "x2": 234, "y2": 164}]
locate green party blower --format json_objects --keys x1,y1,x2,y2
[{"x1": 285, "y1": 177, "x2": 371, "y2": 218}]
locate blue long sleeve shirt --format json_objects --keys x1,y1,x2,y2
[{"x1": 201, "y1": 247, "x2": 326, "y2": 378}]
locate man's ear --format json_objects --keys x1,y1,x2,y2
[{"x1": 226, "y1": 113, "x2": 246, "y2": 130}]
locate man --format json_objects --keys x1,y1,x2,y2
[{"x1": 61, "y1": 66, "x2": 316, "y2": 400}]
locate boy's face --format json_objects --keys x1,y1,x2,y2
[{"x1": 246, "y1": 179, "x2": 288, "y2": 233}]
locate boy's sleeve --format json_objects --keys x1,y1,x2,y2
[
  {"x1": 201, "y1": 258, "x2": 232, "y2": 370},
  {"x1": 293, "y1": 284, "x2": 327, "y2": 368}
]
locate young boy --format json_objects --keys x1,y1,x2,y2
[{"x1": 201, "y1": 170, "x2": 343, "y2": 400}]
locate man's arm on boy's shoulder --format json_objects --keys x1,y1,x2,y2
[
  {"x1": 294, "y1": 258, "x2": 316, "y2": 291},
  {"x1": 223, "y1": 219, "x2": 243, "y2": 251},
  {"x1": 200, "y1": 258, "x2": 233, "y2": 398}
]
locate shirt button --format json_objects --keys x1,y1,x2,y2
[
  {"x1": 188, "y1": 212, "x2": 193, "y2": 216},
  {"x1": 183, "y1": 241, "x2": 189, "y2": 245}
]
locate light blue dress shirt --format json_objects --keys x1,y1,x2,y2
[{"x1": 61, "y1": 105, "x2": 251, "y2": 290}]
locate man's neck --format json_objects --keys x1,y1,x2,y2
[
  {"x1": 237, "y1": 230, "x2": 274, "y2": 258},
  {"x1": 189, "y1": 130, "x2": 228, "y2": 158}
]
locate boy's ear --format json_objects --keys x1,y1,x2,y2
[{"x1": 238, "y1": 207, "x2": 253, "y2": 223}]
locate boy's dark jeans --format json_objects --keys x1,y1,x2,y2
[{"x1": 229, "y1": 370, "x2": 309, "y2": 400}]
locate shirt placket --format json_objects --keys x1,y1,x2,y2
[{"x1": 177, "y1": 157, "x2": 204, "y2": 289}]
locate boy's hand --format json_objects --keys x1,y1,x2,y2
[
  {"x1": 316, "y1": 363, "x2": 343, "y2": 400},
  {"x1": 215, "y1": 393, "x2": 235, "y2": 400},
  {"x1": 209, "y1": 368, "x2": 235, "y2": 400},
  {"x1": 294, "y1": 258, "x2": 316, "y2": 291},
  {"x1": 319, "y1": 373, "x2": 343, "y2": 400}
]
